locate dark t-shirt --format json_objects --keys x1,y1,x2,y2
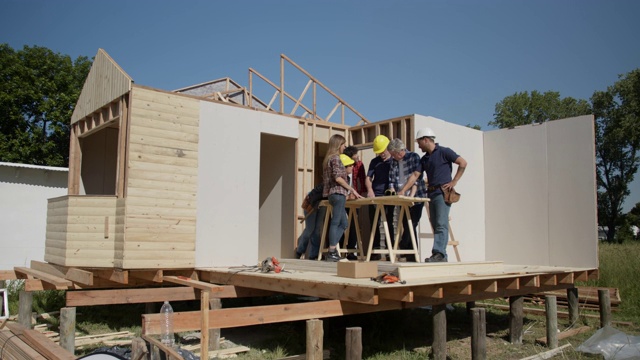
[
  {"x1": 421, "y1": 144, "x2": 459, "y2": 197},
  {"x1": 367, "y1": 156, "x2": 392, "y2": 196}
]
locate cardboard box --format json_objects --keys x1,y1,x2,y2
[{"x1": 337, "y1": 261, "x2": 378, "y2": 279}]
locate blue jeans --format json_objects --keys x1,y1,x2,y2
[
  {"x1": 296, "y1": 207, "x2": 326, "y2": 259},
  {"x1": 328, "y1": 194, "x2": 348, "y2": 247},
  {"x1": 429, "y1": 193, "x2": 450, "y2": 259}
]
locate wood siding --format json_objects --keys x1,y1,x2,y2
[
  {"x1": 71, "y1": 49, "x2": 132, "y2": 125},
  {"x1": 116, "y1": 86, "x2": 199, "y2": 269},
  {"x1": 44, "y1": 196, "x2": 117, "y2": 267}
]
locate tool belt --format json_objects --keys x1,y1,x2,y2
[
  {"x1": 427, "y1": 185, "x2": 441, "y2": 192},
  {"x1": 442, "y1": 186, "x2": 461, "y2": 204}
]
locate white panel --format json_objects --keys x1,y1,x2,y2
[
  {"x1": 484, "y1": 116, "x2": 597, "y2": 268},
  {"x1": 413, "y1": 115, "x2": 486, "y2": 263},
  {"x1": 0, "y1": 166, "x2": 68, "y2": 270},
  {"x1": 547, "y1": 116, "x2": 598, "y2": 267},
  {"x1": 196, "y1": 102, "x2": 298, "y2": 267},
  {"x1": 484, "y1": 125, "x2": 549, "y2": 265}
]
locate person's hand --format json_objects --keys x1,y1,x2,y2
[
  {"x1": 442, "y1": 180, "x2": 457, "y2": 190},
  {"x1": 367, "y1": 190, "x2": 375, "y2": 198},
  {"x1": 352, "y1": 190, "x2": 363, "y2": 199}
]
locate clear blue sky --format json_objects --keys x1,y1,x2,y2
[{"x1": 2, "y1": 0, "x2": 639, "y2": 210}]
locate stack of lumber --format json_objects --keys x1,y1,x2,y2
[
  {"x1": 526, "y1": 286, "x2": 621, "y2": 312},
  {"x1": 0, "y1": 321, "x2": 75, "y2": 360}
]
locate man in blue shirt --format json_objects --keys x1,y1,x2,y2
[{"x1": 416, "y1": 127, "x2": 467, "y2": 262}]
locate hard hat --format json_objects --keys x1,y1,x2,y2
[
  {"x1": 339, "y1": 154, "x2": 355, "y2": 167},
  {"x1": 416, "y1": 127, "x2": 436, "y2": 139},
  {"x1": 372, "y1": 135, "x2": 390, "y2": 154}
]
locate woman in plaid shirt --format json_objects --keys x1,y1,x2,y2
[{"x1": 322, "y1": 135, "x2": 363, "y2": 261}]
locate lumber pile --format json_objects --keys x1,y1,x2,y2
[
  {"x1": 526, "y1": 286, "x2": 621, "y2": 312},
  {"x1": 0, "y1": 321, "x2": 75, "y2": 360}
]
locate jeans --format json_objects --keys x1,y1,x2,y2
[
  {"x1": 339, "y1": 208, "x2": 358, "y2": 250},
  {"x1": 328, "y1": 194, "x2": 348, "y2": 247},
  {"x1": 400, "y1": 202, "x2": 424, "y2": 250},
  {"x1": 429, "y1": 193, "x2": 450, "y2": 259},
  {"x1": 296, "y1": 206, "x2": 327, "y2": 259},
  {"x1": 368, "y1": 204, "x2": 395, "y2": 250}
]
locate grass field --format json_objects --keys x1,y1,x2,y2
[{"x1": 6, "y1": 241, "x2": 640, "y2": 359}]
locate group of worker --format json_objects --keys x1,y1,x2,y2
[{"x1": 296, "y1": 127, "x2": 467, "y2": 263}]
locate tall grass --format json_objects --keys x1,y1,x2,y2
[{"x1": 578, "y1": 241, "x2": 640, "y2": 323}]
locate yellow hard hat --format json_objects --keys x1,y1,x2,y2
[
  {"x1": 339, "y1": 154, "x2": 355, "y2": 167},
  {"x1": 372, "y1": 135, "x2": 390, "y2": 154}
]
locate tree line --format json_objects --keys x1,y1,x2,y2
[{"x1": 1, "y1": 43, "x2": 638, "y2": 242}]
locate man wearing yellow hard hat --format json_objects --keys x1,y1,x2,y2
[{"x1": 364, "y1": 135, "x2": 394, "y2": 260}]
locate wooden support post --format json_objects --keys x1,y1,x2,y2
[
  {"x1": 201, "y1": 290, "x2": 210, "y2": 359},
  {"x1": 132, "y1": 337, "x2": 149, "y2": 360},
  {"x1": 545, "y1": 295, "x2": 558, "y2": 349},
  {"x1": 60, "y1": 307, "x2": 76, "y2": 355},
  {"x1": 345, "y1": 327, "x2": 362, "y2": 360},
  {"x1": 306, "y1": 319, "x2": 323, "y2": 360},
  {"x1": 432, "y1": 304, "x2": 447, "y2": 360},
  {"x1": 208, "y1": 298, "x2": 221, "y2": 351},
  {"x1": 471, "y1": 308, "x2": 486, "y2": 360},
  {"x1": 509, "y1": 295, "x2": 523, "y2": 344},
  {"x1": 18, "y1": 290, "x2": 33, "y2": 329},
  {"x1": 567, "y1": 287, "x2": 579, "y2": 325},
  {"x1": 598, "y1": 289, "x2": 611, "y2": 328}
]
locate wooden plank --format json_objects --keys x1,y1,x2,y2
[
  {"x1": 94, "y1": 269, "x2": 128, "y2": 284},
  {"x1": 142, "y1": 299, "x2": 405, "y2": 335},
  {"x1": 30, "y1": 261, "x2": 94, "y2": 286},
  {"x1": 163, "y1": 276, "x2": 224, "y2": 292},
  {"x1": 130, "y1": 270, "x2": 163, "y2": 282},
  {"x1": 535, "y1": 325, "x2": 591, "y2": 346},
  {"x1": 14, "y1": 267, "x2": 72, "y2": 289},
  {"x1": 377, "y1": 287, "x2": 413, "y2": 302},
  {"x1": 0, "y1": 270, "x2": 17, "y2": 280},
  {"x1": 5, "y1": 322, "x2": 76, "y2": 360},
  {"x1": 395, "y1": 261, "x2": 504, "y2": 281}
]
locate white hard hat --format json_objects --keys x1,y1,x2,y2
[{"x1": 416, "y1": 127, "x2": 436, "y2": 139}]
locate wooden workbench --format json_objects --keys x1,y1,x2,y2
[{"x1": 318, "y1": 195, "x2": 430, "y2": 263}]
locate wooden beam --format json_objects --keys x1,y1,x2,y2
[
  {"x1": 377, "y1": 287, "x2": 413, "y2": 302},
  {"x1": 30, "y1": 261, "x2": 93, "y2": 285},
  {"x1": 14, "y1": 267, "x2": 72, "y2": 289},
  {"x1": 0, "y1": 269, "x2": 17, "y2": 280},
  {"x1": 162, "y1": 276, "x2": 225, "y2": 292},
  {"x1": 130, "y1": 270, "x2": 163, "y2": 282},
  {"x1": 142, "y1": 299, "x2": 405, "y2": 335},
  {"x1": 94, "y1": 269, "x2": 129, "y2": 284}
]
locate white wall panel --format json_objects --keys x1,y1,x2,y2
[
  {"x1": 0, "y1": 165, "x2": 67, "y2": 270},
  {"x1": 196, "y1": 103, "x2": 298, "y2": 267},
  {"x1": 413, "y1": 115, "x2": 485, "y2": 262},
  {"x1": 484, "y1": 125, "x2": 549, "y2": 265}
]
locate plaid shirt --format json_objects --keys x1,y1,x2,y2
[
  {"x1": 322, "y1": 155, "x2": 349, "y2": 197},
  {"x1": 389, "y1": 151, "x2": 426, "y2": 198}
]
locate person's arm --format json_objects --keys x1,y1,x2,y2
[
  {"x1": 365, "y1": 176, "x2": 375, "y2": 198},
  {"x1": 399, "y1": 171, "x2": 420, "y2": 195},
  {"x1": 336, "y1": 177, "x2": 363, "y2": 199},
  {"x1": 443, "y1": 156, "x2": 467, "y2": 190}
]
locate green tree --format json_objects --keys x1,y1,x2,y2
[
  {"x1": 0, "y1": 44, "x2": 91, "y2": 167},
  {"x1": 592, "y1": 69, "x2": 640, "y2": 243},
  {"x1": 490, "y1": 90, "x2": 591, "y2": 128}
]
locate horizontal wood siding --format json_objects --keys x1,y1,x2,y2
[
  {"x1": 119, "y1": 87, "x2": 199, "y2": 269},
  {"x1": 45, "y1": 196, "x2": 117, "y2": 267}
]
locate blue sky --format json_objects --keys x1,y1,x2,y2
[{"x1": 2, "y1": 0, "x2": 639, "y2": 210}]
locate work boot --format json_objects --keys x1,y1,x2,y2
[
  {"x1": 326, "y1": 249, "x2": 341, "y2": 262},
  {"x1": 425, "y1": 253, "x2": 447, "y2": 263},
  {"x1": 369, "y1": 254, "x2": 382, "y2": 261},
  {"x1": 346, "y1": 253, "x2": 358, "y2": 261},
  {"x1": 295, "y1": 251, "x2": 303, "y2": 259}
]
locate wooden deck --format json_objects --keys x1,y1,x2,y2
[{"x1": 6, "y1": 259, "x2": 598, "y2": 334}]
